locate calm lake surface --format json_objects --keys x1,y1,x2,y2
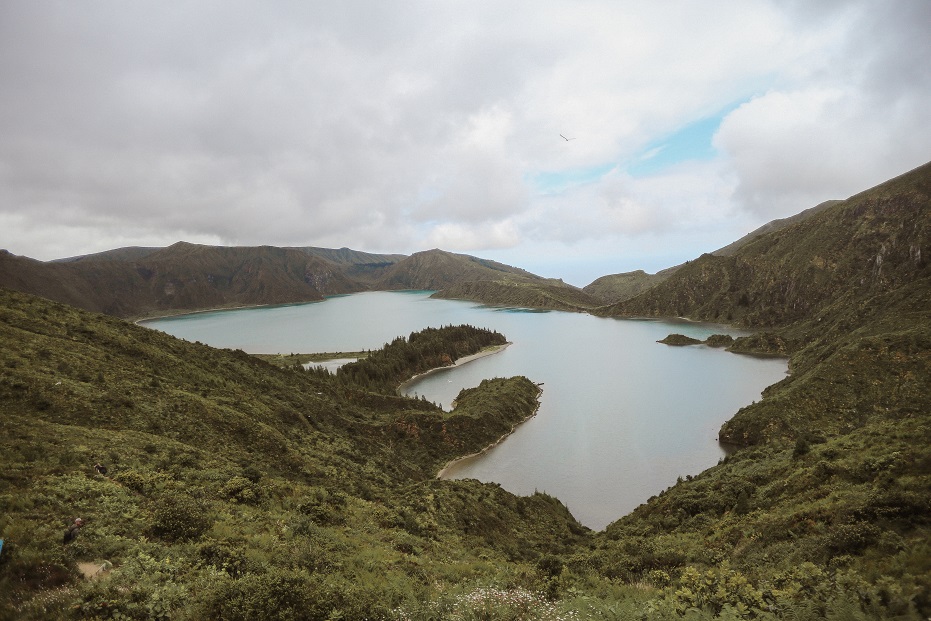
[{"x1": 141, "y1": 291, "x2": 787, "y2": 530}]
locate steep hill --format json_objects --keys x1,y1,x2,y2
[
  {"x1": 372, "y1": 248, "x2": 545, "y2": 291},
  {"x1": 0, "y1": 287, "x2": 593, "y2": 619},
  {"x1": 583, "y1": 198, "x2": 845, "y2": 305},
  {"x1": 291, "y1": 246, "x2": 408, "y2": 285},
  {"x1": 53, "y1": 247, "x2": 162, "y2": 263},
  {"x1": 0, "y1": 245, "x2": 566, "y2": 319},
  {"x1": 711, "y1": 199, "x2": 843, "y2": 257},
  {"x1": 582, "y1": 161, "x2": 931, "y2": 618},
  {"x1": 369, "y1": 248, "x2": 606, "y2": 309},
  {"x1": 597, "y1": 161, "x2": 930, "y2": 328},
  {"x1": 290, "y1": 245, "x2": 407, "y2": 266},
  {"x1": 583, "y1": 269, "x2": 671, "y2": 304},
  {"x1": 0, "y1": 242, "x2": 368, "y2": 318}
]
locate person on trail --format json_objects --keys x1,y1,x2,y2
[
  {"x1": 63, "y1": 518, "x2": 84, "y2": 544},
  {"x1": 94, "y1": 463, "x2": 108, "y2": 475}
]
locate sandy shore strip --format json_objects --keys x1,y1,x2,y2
[
  {"x1": 396, "y1": 342, "x2": 511, "y2": 395},
  {"x1": 436, "y1": 385, "x2": 542, "y2": 479},
  {"x1": 132, "y1": 299, "x2": 329, "y2": 324}
]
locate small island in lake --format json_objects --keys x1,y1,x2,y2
[{"x1": 657, "y1": 333, "x2": 703, "y2": 346}]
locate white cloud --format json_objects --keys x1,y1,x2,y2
[
  {"x1": 713, "y1": 0, "x2": 931, "y2": 218},
  {"x1": 0, "y1": 0, "x2": 927, "y2": 279},
  {"x1": 426, "y1": 220, "x2": 520, "y2": 252}
]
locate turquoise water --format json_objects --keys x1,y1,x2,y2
[{"x1": 142, "y1": 291, "x2": 787, "y2": 530}]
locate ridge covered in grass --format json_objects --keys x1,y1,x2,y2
[{"x1": 1, "y1": 160, "x2": 929, "y2": 619}]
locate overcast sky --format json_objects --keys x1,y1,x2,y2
[{"x1": 1, "y1": 1, "x2": 928, "y2": 286}]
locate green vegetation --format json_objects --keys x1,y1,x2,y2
[
  {"x1": 432, "y1": 279, "x2": 601, "y2": 312},
  {"x1": 335, "y1": 324, "x2": 506, "y2": 394},
  {"x1": 0, "y1": 245, "x2": 574, "y2": 320},
  {"x1": 657, "y1": 334, "x2": 704, "y2": 346},
  {"x1": 704, "y1": 334, "x2": 735, "y2": 348},
  {"x1": 253, "y1": 351, "x2": 369, "y2": 368},
  {"x1": 583, "y1": 269, "x2": 672, "y2": 304},
  {"x1": 1, "y1": 161, "x2": 929, "y2": 619},
  {"x1": 587, "y1": 162, "x2": 931, "y2": 618},
  {"x1": 0, "y1": 290, "x2": 596, "y2": 620}
]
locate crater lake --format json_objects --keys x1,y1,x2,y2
[{"x1": 141, "y1": 290, "x2": 788, "y2": 530}]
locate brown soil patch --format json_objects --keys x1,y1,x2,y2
[{"x1": 77, "y1": 562, "x2": 110, "y2": 580}]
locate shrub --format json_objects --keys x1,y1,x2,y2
[
  {"x1": 196, "y1": 569, "x2": 326, "y2": 621},
  {"x1": 197, "y1": 539, "x2": 248, "y2": 577},
  {"x1": 389, "y1": 586, "x2": 570, "y2": 621},
  {"x1": 0, "y1": 541, "x2": 75, "y2": 592},
  {"x1": 826, "y1": 522, "x2": 880, "y2": 555},
  {"x1": 672, "y1": 564, "x2": 766, "y2": 617},
  {"x1": 219, "y1": 476, "x2": 264, "y2": 505},
  {"x1": 116, "y1": 468, "x2": 172, "y2": 496},
  {"x1": 297, "y1": 487, "x2": 346, "y2": 526},
  {"x1": 150, "y1": 494, "x2": 212, "y2": 542}
]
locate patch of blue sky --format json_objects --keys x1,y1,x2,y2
[
  {"x1": 529, "y1": 105, "x2": 741, "y2": 193},
  {"x1": 528, "y1": 162, "x2": 617, "y2": 194},
  {"x1": 626, "y1": 113, "x2": 725, "y2": 178}
]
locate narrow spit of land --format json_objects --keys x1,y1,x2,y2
[
  {"x1": 253, "y1": 351, "x2": 370, "y2": 367},
  {"x1": 396, "y1": 342, "x2": 511, "y2": 396}
]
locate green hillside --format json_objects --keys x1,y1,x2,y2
[
  {"x1": 597, "y1": 162, "x2": 930, "y2": 328},
  {"x1": 580, "y1": 201, "x2": 838, "y2": 305},
  {"x1": 583, "y1": 270, "x2": 670, "y2": 304},
  {"x1": 2, "y1": 160, "x2": 929, "y2": 619},
  {"x1": 0, "y1": 288, "x2": 597, "y2": 620},
  {"x1": 374, "y1": 249, "x2": 547, "y2": 291},
  {"x1": 0, "y1": 242, "x2": 365, "y2": 319},
  {"x1": 584, "y1": 161, "x2": 931, "y2": 617},
  {"x1": 432, "y1": 278, "x2": 602, "y2": 311},
  {"x1": 0, "y1": 246, "x2": 581, "y2": 320}
]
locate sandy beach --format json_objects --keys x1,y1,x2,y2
[{"x1": 396, "y1": 342, "x2": 511, "y2": 395}]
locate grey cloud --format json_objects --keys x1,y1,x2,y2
[
  {"x1": 717, "y1": 0, "x2": 931, "y2": 218},
  {"x1": 1, "y1": 1, "x2": 927, "y2": 267}
]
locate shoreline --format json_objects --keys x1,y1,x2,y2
[
  {"x1": 436, "y1": 383, "x2": 543, "y2": 479},
  {"x1": 132, "y1": 299, "x2": 326, "y2": 325},
  {"x1": 396, "y1": 342, "x2": 512, "y2": 396}
]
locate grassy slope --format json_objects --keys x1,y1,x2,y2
[
  {"x1": 2, "y1": 159, "x2": 929, "y2": 618},
  {"x1": 1, "y1": 245, "x2": 578, "y2": 320},
  {"x1": 582, "y1": 270, "x2": 670, "y2": 304},
  {"x1": 0, "y1": 288, "x2": 593, "y2": 620},
  {"x1": 598, "y1": 161, "x2": 930, "y2": 327},
  {"x1": 584, "y1": 162, "x2": 931, "y2": 617},
  {"x1": 432, "y1": 279, "x2": 602, "y2": 311},
  {"x1": 0, "y1": 242, "x2": 366, "y2": 319}
]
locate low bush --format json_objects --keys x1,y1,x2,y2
[{"x1": 149, "y1": 494, "x2": 212, "y2": 542}]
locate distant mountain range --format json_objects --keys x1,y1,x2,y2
[
  {"x1": 1, "y1": 162, "x2": 927, "y2": 323},
  {"x1": 1, "y1": 160, "x2": 928, "y2": 618},
  {"x1": 0, "y1": 243, "x2": 576, "y2": 318}
]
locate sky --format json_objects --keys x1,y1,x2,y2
[{"x1": 1, "y1": 1, "x2": 929, "y2": 286}]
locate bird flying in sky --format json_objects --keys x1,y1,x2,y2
[{"x1": 560, "y1": 134, "x2": 576, "y2": 141}]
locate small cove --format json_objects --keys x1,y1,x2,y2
[{"x1": 141, "y1": 291, "x2": 788, "y2": 530}]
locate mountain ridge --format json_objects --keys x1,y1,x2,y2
[
  {"x1": 2, "y1": 160, "x2": 930, "y2": 618},
  {"x1": 597, "y1": 160, "x2": 930, "y2": 327},
  {"x1": 0, "y1": 244, "x2": 594, "y2": 318}
]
